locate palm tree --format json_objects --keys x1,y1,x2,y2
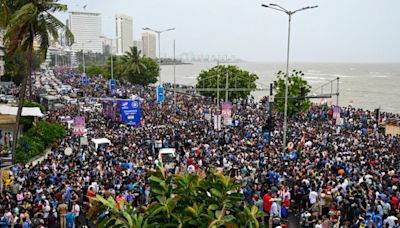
[
  {"x1": 121, "y1": 46, "x2": 146, "y2": 76},
  {"x1": 4, "y1": 0, "x2": 74, "y2": 162}
]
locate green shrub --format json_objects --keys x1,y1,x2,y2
[{"x1": 15, "y1": 121, "x2": 66, "y2": 164}]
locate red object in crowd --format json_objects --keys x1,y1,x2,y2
[
  {"x1": 370, "y1": 160, "x2": 375, "y2": 167},
  {"x1": 263, "y1": 193, "x2": 272, "y2": 213}
]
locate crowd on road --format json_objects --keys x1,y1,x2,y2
[{"x1": 1, "y1": 67, "x2": 400, "y2": 228}]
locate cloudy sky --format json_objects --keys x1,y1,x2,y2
[{"x1": 56, "y1": 0, "x2": 400, "y2": 62}]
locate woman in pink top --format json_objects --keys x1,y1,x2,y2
[{"x1": 16, "y1": 190, "x2": 25, "y2": 204}]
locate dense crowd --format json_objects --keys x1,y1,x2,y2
[{"x1": 1, "y1": 68, "x2": 400, "y2": 228}]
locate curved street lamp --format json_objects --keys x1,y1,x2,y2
[{"x1": 261, "y1": 3, "x2": 318, "y2": 147}]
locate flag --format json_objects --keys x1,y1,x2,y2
[
  {"x1": 297, "y1": 133, "x2": 306, "y2": 151},
  {"x1": 96, "y1": 162, "x2": 104, "y2": 176}
]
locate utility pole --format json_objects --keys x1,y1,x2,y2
[
  {"x1": 217, "y1": 71, "x2": 220, "y2": 112},
  {"x1": 173, "y1": 40, "x2": 176, "y2": 105},
  {"x1": 336, "y1": 77, "x2": 339, "y2": 106},
  {"x1": 225, "y1": 71, "x2": 229, "y2": 102}
]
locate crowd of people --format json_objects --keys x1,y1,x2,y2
[{"x1": 1, "y1": 67, "x2": 400, "y2": 228}]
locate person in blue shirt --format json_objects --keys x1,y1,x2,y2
[
  {"x1": 22, "y1": 217, "x2": 30, "y2": 228},
  {"x1": 0, "y1": 210, "x2": 9, "y2": 228},
  {"x1": 66, "y1": 207, "x2": 76, "y2": 228}
]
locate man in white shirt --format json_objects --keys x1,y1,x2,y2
[
  {"x1": 309, "y1": 189, "x2": 319, "y2": 205},
  {"x1": 384, "y1": 215, "x2": 398, "y2": 228}
]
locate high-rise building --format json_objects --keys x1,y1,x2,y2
[
  {"x1": 133, "y1": 40, "x2": 143, "y2": 55},
  {"x1": 0, "y1": 30, "x2": 5, "y2": 77},
  {"x1": 69, "y1": 11, "x2": 102, "y2": 53},
  {"x1": 141, "y1": 32, "x2": 156, "y2": 59},
  {"x1": 101, "y1": 36, "x2": 113, "y2": 55},
  {"x1": 115, "y1": 14, "x2": 133, "y2": 55}
]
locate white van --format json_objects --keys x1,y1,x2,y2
[
  {"x1": 91, "y1": 138, "x2": 112, "y2": 151},
  {"x1": 158, "y1": 148, "x2": 176, "y2": 170}
]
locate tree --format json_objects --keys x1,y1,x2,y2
[
  {"x1": 120, "y1": 47, "x2": 159, "y2": 86},
  {"x1": 272, "y1": 70, "x2": 312, "y2": 115},
  {"x1": 4, "y1": 0, "x2": 74, "y2": 163},
  {"x1": 2, "y1": 50, "x2": 41, "y2": 85},
  {"x1": 135, "y1": 57, "x2": 159, "y2": 85},
  {"x1": 85, "y1": 64, "x2": 105, "y2": 77},
  {"x1": 195, "y1": 65, "x2": 259, "y2": 100},
  {"x1": 88, "y1": 165, "x2": 265, "y2": 227},
  {"x1": 121, "y1": 46, "x2": 146, "y2": 75}
]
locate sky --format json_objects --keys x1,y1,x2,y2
[{"x1": 56, "y1": 0, "x2": 400, "y2": 62}]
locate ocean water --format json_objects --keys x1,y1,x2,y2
[{"x1": 160, "y1": 62, "x2": 400, "y2": 113}]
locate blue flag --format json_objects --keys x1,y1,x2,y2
[{"x1": 156, "y1": 86, "x2": 165, "y2": 104}]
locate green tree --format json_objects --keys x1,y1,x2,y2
[
  {"x1": 119, "y1": 47, "x2": 159, "y2": 86},
  {"x1": 88, "y1": 165, "x2": 265, "y2": 227},
  {"x1": 121, "y1": 46, "x2": 146, "y2": 75},
  {"x1": 15, "y1": 121, "x2": 66, "y2": 163},
  {"x1": 85, "y1": 64, "x2": 105, "y2": 77},
  {"x1": 195, "y1": 65, "x2": 259, "y2": 100},
  {"x1": 102, "y1": 56, "x2": 125, "y2": 79},
  {"x1": 2, "y1": 50, "x2": 41, "y2": 85},
  {"x1": 273, "y1": 70, "x2": 312, "y2": 115},
  {"x1": 4, "y1": 0, "x2": 74, "y2": 162},
  {"x1": 136, "y1": 57, "x2": 159, "y2": 85}
]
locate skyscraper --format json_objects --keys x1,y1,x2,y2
[
  {"x1": 69, "y1": 11, "x2": 102, "y2": 53},
  {"x1": 141, "y1": 32, "x2": 156, "y2": 59},
  {"x1": 115, "y1": 14, "x2": 133, "y2": 55}
]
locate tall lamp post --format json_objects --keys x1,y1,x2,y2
[
  {"x1": 261, "y1": 3, "x2": 318, "y2": 147},
  {"x1": 100, "y1": 36, "x2": 120, "y2": 80},
  {"x1": 81, "y1": 40, "x2": 93, "y2": 74},
  {"x1": 142, "y1": 27, "x2": 175, "y2": 85}
]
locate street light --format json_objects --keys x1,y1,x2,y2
[
  {"x1": 100, "y1": 36, "x2": 121, "y2": 80},
  {"x1": 81, "y1": 40, "x2": 93, "y2": 74},
  {"x1": 142, "y1": 27, "x2": 175, "y2": 84},
  {"x1": 261, "y1": 3, "x2": 318, "y2": 147}
]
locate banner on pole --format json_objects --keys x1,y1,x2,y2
[
  {"x1": 221, "y1": 102, "x2": 232, "y2": 119},
  {"x1": 109, "y1": 79, "x2": 117, "y2": 91},
  {"x1": 81, "y1": 73, "x2": 89, "y2": 86},
  {"x1": 214, "y1": 115, "x2": 221, "y2": 131},
  {"x1": 119, "y1": 99, "x2": 141, "y2": 126},
  {"x1": 333, "y1": 105, "x2": 341, "y2": 119},
  {"x1": 73, "y1": 116, "x2": 86, "y2": 136},
  {"x1": 157, "y1": 86, "x2": 165, "y2": 104}
]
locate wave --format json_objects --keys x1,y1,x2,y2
[{"x1": 306, "y1": 72, "x2": 354, "y2": 78}]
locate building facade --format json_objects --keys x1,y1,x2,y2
[
  {"x1": 115, "y1": 14, "x2": 133, "y2": 55},
  {"x1": 141, "y1": 32, "x2": 156, "y2": 59},
  {"x1": 69, "y1": 11, "x2": 102, "y2": 53}
]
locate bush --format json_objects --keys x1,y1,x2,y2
[{"x1": 15, "y1": 121, "x2": 66, "y2": 163}]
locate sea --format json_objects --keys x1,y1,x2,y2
[{"x1": 160, "y1": 62, "x2": 400, "y2": 114}]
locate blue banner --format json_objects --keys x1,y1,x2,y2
[
  {"x1": 157, "y1": 86, "x2": 165, "y2": 104},
  {"x1": 81, "y1": 73, "x2": 89, "y2": 86},
  {"x1": 109, "y1": 79, "x2": 117, "y2": 91},
  {"x1": 119, "y1": 99, "x2": 141, "y2": 126}
]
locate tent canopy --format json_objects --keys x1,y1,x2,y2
[
  {"x1": 91, "y1": 138, "x2": 112, "y2": 145},
  {"x1": 0, "y1": 105, "x2": 44, "y2": 117}
]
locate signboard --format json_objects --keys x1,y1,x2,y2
[
  {"x1": 221, "y1": 102, "x2": 232, "y2": 119},
  {"x1": 81, "y1": 73, "x2": 89, "y2": 86},
  {"x1": 73, "y1": 116, "x2": 86, "y2": 136},
  {"x1": 214, "y1": 115, "x2": 221, "y2": 131},
  {"x1": 333, "y1": 105, "x2": 341, "y2": 119},
  {"x1": 109, "y1": 79, "x2": 117, "y2": 91},
  {"x1": 157, "y1": 86, "x2": 165, "y2": 104},
  {"x1": 119, "y1": 99, "x2": 141, "y2": 126}
]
